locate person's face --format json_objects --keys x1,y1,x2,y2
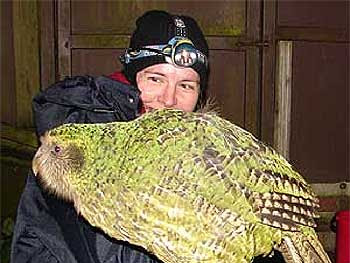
[{"x1": 136, "y1": 63, "x2": 200, "y2": 113}]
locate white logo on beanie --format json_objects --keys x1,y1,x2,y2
[{"x1": 174, "y1": 17, "x2": 186, "y2": 28}]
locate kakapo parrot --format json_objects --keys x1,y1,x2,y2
[{"x1": 32, "y1": 109, "x2": 331, "y2": 263}]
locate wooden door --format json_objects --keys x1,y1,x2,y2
[
  {"x1": 56, "y1": 0, "x2": 263, "y2": 137},
  {"x1": 269, "y1": 2, "x2": 349, "y2": 257},
  {"x1": 271, "y1": 1, "x2": 349, "y2": 183}
]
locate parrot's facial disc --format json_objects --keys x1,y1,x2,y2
[{"x1": 32, "y1": 133, "x2": 84, "y2": 201}]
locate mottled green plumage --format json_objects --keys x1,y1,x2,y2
[{"x1": 33, "y1": 109, "x2": 330, "y2": 263}]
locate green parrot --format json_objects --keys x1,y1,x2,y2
[{"x1": 32, "y1": 109, "x2": 331, "y2": 263}]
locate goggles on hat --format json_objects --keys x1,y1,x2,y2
[{"x1": 120, "y1": 36, "x2": 208, "y2": 69}]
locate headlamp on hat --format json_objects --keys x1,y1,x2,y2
[
  {"x1": 120, "y1": 17, "x2": 208, "y2": 70},
  {"x1": 120, "y1": 37, "x2": 208, "y2": 69}
]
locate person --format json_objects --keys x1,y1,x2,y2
[{"x1": 11, "y1": 10, "x2": 284, "y2": 263}]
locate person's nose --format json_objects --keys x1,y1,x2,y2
[{"x1": 160, "y1": 84, "x2": 177, "y2": 108}]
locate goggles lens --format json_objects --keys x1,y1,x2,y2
[{"x1": 121, "y1": 37, "x2": 208, "y2": 69}]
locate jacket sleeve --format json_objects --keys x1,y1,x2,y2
[
  {"x1": 11, "y1": 226, "x2": 59, "y2": 263},
  {"x1": 10, "y1": 174, "x2": 59, "y2": 263}
]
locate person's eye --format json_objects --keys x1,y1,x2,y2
[
  {"x1": 147, "y1": 76, "x2": 163, "y2": 84},
  {"x1": 180, "y1": 83, "x2": 198, "y2": 91}
]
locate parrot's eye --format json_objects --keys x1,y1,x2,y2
[{"x1": 54, "y1": 145, "x2": 61, "y2": 154}]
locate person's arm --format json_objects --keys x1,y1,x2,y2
[
  {"x1": 11, "y1": 174, "x2": 58, "y2": 263},
  {"x1": 11, "y1": 225, "x2": 59, "y2": 263},
  {"x1": 10, "y1": 174, "x2": 78, "y2": 263}
]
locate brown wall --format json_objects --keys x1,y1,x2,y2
[
  {"x1": 1, "y1": 1, "x2": 16, "y2": 126},
  {"x1": 275, "y1": 1, "x2": 349, "y2": 183}
]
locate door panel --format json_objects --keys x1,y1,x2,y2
[
  {"x1": 272, "y1": 1, "x2": 349, "y2": 183},
  {"x1": 276, "y1": 1, "x2": 349, "y2": 41},
  {"x1": 71, "y1": 1, "x2": 246, "y2": 36},
  {"x1": 1, "y1": 1, "x2": 16, "y2": 125},
  {"x1": 71, "y1": 49, "x2": 124, "y2": 77},
  {"x1": 277, "y1": 1, "x2": 348, "y2": 29},
  {"x1": 290, "y1": 41, "x2": 349, "y2": 183},
  {"x1": 206, "y1": 50, "x2": 246, "y2": 127}
]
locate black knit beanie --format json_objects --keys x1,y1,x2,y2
[{"x1": 121, "y1": 10, "x2": 209, "y2": 101}]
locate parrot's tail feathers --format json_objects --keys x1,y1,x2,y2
[{"x1": 278, "y1": 233, "x2": 331, "y2": 263}]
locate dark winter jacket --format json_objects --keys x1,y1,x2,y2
[{"x1": 10, "y1": 75, "x2": 161, "y2": 263}]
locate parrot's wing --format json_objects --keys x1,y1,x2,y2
[{"x1": 191, "y1": 115, "x2": 320, "y2": 232}]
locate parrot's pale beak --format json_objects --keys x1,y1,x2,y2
[
  {"x1": 32, "y1": 135, "x2": 46, "y2": 176},
  {"x1": 32, "y1": 149, "x2": 41, "y2": 177}
]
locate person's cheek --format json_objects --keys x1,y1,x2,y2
[
  {"x1": 138, "y1": 83, "x2": 155, "y2": 103},
  {"x1": 142, "y1": 86, "x2": 167, "y2": 105},
  {"x1": 139, "y1": 91, "x2": 150, "y2": 103},
  {"x1": 186, "y1": 100, "x2": 197, "y2": 112},
  {"x1": 177, "y1": 92, "x2": 198, "y2": 112}
]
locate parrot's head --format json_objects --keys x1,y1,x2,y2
[{"x1": 32, "y1": 126, "x2": 85, "y2": 202}]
